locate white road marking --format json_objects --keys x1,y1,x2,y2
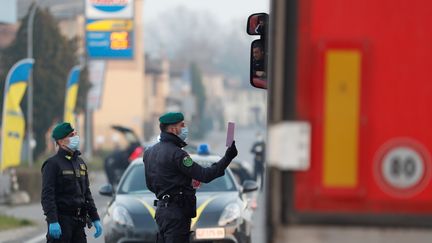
[{"x1": 23, "y1": 233, "x2": 46, "y2": 243}]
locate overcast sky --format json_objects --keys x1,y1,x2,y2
[{"x1": 143, "y1": 0, "x2": 269, "y2": 24}]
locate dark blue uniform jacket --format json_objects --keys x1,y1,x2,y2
[
  {"x1": 143, "y1": 132, "x2": 232, "y2": 217},
  {"x1": 41, "y1": 148, "x2": 99, "y2": 223}
]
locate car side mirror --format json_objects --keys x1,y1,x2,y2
[
  {"x1": 242, "y1": 180, "x2": 258, "y2": 193},
  {"x1": 99, "y1": 184, "x2": 114, "y2": 197}
]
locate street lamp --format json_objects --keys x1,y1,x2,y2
[{"x1": 26, "y1": 0, "x2": 46, "y2": 166}]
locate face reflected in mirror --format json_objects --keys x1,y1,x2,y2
[
  {"x1": 247, "y1": 13, "x2": 268, "y2": 36},
  {"x1": 252, "y1": 45, "x2": 265, "y2": 78},
  {"x1": 250, "y1": 39, "x2": 267, "y2": 89},
  {"x1": 253, "y1": 44, "x2": 264, "y2": 62}
]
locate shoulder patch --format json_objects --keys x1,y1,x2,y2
[
  {"x1": 182, "y1": 156, "x2": 193, "y2": 167},
  {"x1": 80, "y1": 164, "x2": 87, "y2": 170}
]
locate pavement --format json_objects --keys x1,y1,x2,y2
[{"x1": 0, "y1": 171, "x2": 108, "y2": 243}]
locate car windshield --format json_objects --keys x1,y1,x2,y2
[
  {"x1": 118, "y1": 161, "x2": 237, "y2": 194},
  {"x1": 192, "y1": 155, "x2": 237, "y2": 192},
  {"x1": 118, "y1": 164, "x2": 149, "y2": 194}
]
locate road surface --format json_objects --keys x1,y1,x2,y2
[{"x1": 0, "y1": 127, "x2": 266, "y2": 243}]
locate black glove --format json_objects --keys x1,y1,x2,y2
[{"x1": 225, "y1": 141, "x2": 238, "y2": 161}]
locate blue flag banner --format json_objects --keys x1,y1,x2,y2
[
  {"x1": 1, "y1": 58, "x2": 34, "y2": 171},
  {"x1": 64, "y1": 65, "x2": 82, "y2": 128}
]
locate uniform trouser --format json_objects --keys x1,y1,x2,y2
[
  {"x1": 155, "y1": 205, "x2": 191, "y2": 243},
  {"x1": 255, "y1": 164, "x2": 265, "y2": 188},
  {"x1": 46, "y1": 215, "x2": 86, "y2": 243}
]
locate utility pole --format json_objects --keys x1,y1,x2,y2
[{"x1": 26, "y1": 2, "x2": 37, "y2": 167}]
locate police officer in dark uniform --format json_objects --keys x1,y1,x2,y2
[
  {"x1": 144, "y1": 112, "x2": 238, "y2": 243},
  {"x1": 252, "y1": 42, "x2": 266, "y2": 79},
  {"x1": 41, "y1": 122, "x2": 103, "y2": 242},
  {"x1": 250, "y1": 132, "x2": 265, "y2": 189}
]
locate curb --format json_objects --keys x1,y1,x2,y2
[{"x1": 0, "y1": 226, "x2": 42, "y2": 243}]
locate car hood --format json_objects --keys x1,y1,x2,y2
[
  {"x1": 114, "y1": 191, "x2": 241, "y2": 230},
  {"x1": 192, "y1": 191, "x2": 241, "y2": 229},
  {"x1": 112, "y1": 192, "x2": 157, "y2": 231}
]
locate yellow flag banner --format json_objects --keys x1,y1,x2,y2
[
  {"x1": 64, "y1": 65, "x2": 81, "y2": 128},
  {"x1": 1, "y1": 58, "x2": 34, "y2": 172}
]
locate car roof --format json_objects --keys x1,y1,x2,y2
[
  {"x1": 190, "y1": 154, "x2": 221, "y2": 161},
  {"x1": 127, "y1": 155, "x2": 240, "y2": 189}
]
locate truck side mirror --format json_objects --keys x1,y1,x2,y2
[
  {"x1": 250, "y1": 39, "x2": 268, "y2": 89},
  {"x1": 247, "y1": 13, "x2": 269, "y2": 36},
  {"x1": 248, "y1": 13, "x2": 269, "y2": 89}
]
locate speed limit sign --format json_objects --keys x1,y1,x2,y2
[
  {"x1": 382, "y1": 147, "x2": 423, "y2": 189},
  {"x1": 374, "y1": 139, "x2": 432, "y2": 197}
]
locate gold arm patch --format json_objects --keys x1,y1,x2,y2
[{"x1": 183, "y1": 156, "x2": 193, "y2": 167}]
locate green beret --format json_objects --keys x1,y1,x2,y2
[
  {"x1": 52, "y1": 122, "x2": 74, "y2": 140},
  {"x1": 159, "y1": 112, "x2": 184, "y2": 125}
]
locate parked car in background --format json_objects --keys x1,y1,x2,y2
[{"x1": 103, "y1": 125, "x2": 143, "y2": 187}]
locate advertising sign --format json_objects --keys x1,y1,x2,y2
[
  {"x1": 1, "y1": 58, "x2": 34, "y2": 171},
  {"x1": 86, "y1": 19, "x2": 133, "y2": 59},
  {"x1": 85, "y1": 0, "x2": 134, "y2": 19},
  {"x1": 86, "y1": 19, "x2": 133, "y2": 32},
  {"x1": 87, "y1": 60, "x2": 106, "y2": 110},
  {"x1": 86, "y1": 31, "x2": 133, "y2": 59},
  {"x1": 64, "y1": 66, "x2": 82, "y2": 128}
]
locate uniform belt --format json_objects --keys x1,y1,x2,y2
[
  {"x1": 157, "y1": 190, "x2": 188, "y2": 200},
  {"x1": 155, "y1": 193, "x2": 190, "y2": 208},
  {"x1": 156, "y1": 200, "x2": 171, "y2": 208},
  {"x1": 154, "y1": 194, "x2": 172, "y2": 207},
  {"x1": 161, "y1": 194, "x2": 172, "y2": 201},
  {"x1": 58, "y1": 207, "x2": 86, "y2": 217}
]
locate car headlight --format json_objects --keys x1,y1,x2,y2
[
  {"x1": 218, "y1": 203, "x2": 241, "y2": 226},
  {"x1": 112, "y1": 206, "x2": 134, "y2": 227}
]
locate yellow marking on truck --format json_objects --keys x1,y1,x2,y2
[{"x1": 323, "y1": 49, "x2": 361, "y2": 188}]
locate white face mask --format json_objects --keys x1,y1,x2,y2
[
  {"x1": 178, "y1": 127, "x2": 188, "y2": 141},
  {"x1": 67, "y1": 135, "x2": 80, "y2": 151}
]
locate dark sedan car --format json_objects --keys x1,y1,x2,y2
[{"x1": 99, "y1": 154, "x2": 258, "y2": 243}]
